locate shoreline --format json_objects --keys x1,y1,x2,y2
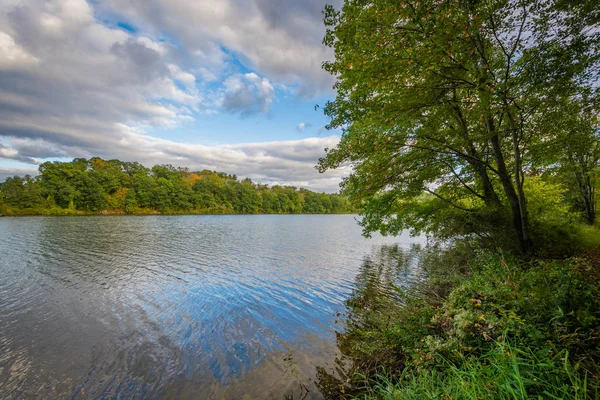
[{"x1": 0, "y1": 210, "x2": 357, "y2": 217}]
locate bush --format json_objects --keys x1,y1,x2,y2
[
  {"x1": 523, "y1": 178, "x2": 580, "y2": 256},
  {"x1": 316, "y1": 247, "x2": 600, "y2": 399},
  {"x1": 576, "y1": 224, "x2": 600, "y2": 251}
]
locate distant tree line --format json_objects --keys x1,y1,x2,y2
[{"x1": 0, "y1": 158, "x2": 354, "y2": 215}]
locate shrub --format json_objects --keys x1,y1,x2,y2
[{"x1": 316, "y1": 247, "x2": 600, "y2": 399}]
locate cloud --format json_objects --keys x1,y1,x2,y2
[
  {"x1": 0, "y1": 167, "x2": 39, "y2": 181},
  {"x1": 221, "y1": 73, "x2": 275, "y2": 116},
  {"x1": 0, "y1": 134, "x2": 346, "y2": 192},
  {"x1": 0, "y1": 143, "x2": 38, "y2": 164},
  {"x1": 0, "y1": 0, "x2": 346, "y2": 192},
  {"x1": 296, "y1": 122, "x2": 311, "y2": 132},
  {"x1": 9, "y1": 138, "x2": 68, "y2": 159},
  {"x1": 0, "y1": 1, "x2": 198, "y2": 153},
  {"x1": 110, "y1": 38, "x2": 169, "y2": 84},
  {"x1": 0, "y1": 31, "x2": 38, "y2": 67},
  {"x1": 94, "y1": 0, "x2": 342, "y2": 95}
]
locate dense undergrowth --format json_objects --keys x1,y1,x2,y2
[{"x1": 315, "y1": 232, "x2": 600, "y2": 399}]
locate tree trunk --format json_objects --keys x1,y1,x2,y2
[
  {"x1": 453, "y1": 104, "x2": 501, "y2": 208},
  {"x1": 572, "y1": 154, "x2": 596, "y2": 225},
  {"x1": 507, "y1": 111, "x2": 532, "y2": 251},
  {"x1": 470, "y1": 33, "x2": 530, "y2": 251},
  {"x1": 487, "y1": 116, "x2": 532, "y2": 253},
  {"x1": 584, "y1": 174, "x2": 596, "y2": 224},
  {"x1": 475, "y1": 159, "x2": 501, "y2": 207}
]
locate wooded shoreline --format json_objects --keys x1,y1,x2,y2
[
  {"x1": 0, "y1": 157, "x2": 354, "y2": 216},
  {"x1": 0, "y1": 210, "x2": 356, "y2": 216}
]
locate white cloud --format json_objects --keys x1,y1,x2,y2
[
  {"x1": 221, "y1": 73, "x2": 275, "y2": 116},
  {"x1": 0, "y1": 1, "x2": 203, "y2": 143},
  {"x1": 0, "y1": 134, "x2": 345, "y2": 192},
  {"x1": 0, "y1": 0, "x2": 345, "y2": 192},
  {"x1": 0, "y1": 143, "x2": 37, "y2": 163},
  {"x1": 297, "y1": 122, "x2": 313, "y2": 132},
  {"x1": 0, "y1": 167, "x2": 39, "y2": 181},
  {"x1": 94, "y1": 0, "x2": 342, "y2": 95},
  {"x1": 168, "y1": 64, "x2": 196, "y2": 89},
  {"x1": 0, "y1": 31, "x2": 38, "y2": 67}
]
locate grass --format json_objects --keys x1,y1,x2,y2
[
  {"x1": 316, "y1": 243, "x2": 600, "y2": 399},
  {"x1": 360, "y1": 342, "x2": 593, "y2": 400}
]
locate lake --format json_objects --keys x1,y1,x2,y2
[{"x1": 0, "y1": 215, "x2": 425, "y2": 399}]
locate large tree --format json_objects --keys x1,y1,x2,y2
[{"x1": 318, "y1": 0, "x2": 599, "y2": 252}]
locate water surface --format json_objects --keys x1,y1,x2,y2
[{"x1": 0, "y1": 215, "x2": 424, "y2": 399}]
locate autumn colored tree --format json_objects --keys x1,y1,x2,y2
[{"x1": 1, "y1": 158, "x2": 353, "y2": 215}]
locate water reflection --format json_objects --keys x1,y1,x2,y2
[
  {"x1": 314, "y1": 244, "x2": 425, "y2": 399},
  {"x1": 0, "y1": 215, "x2": 424, "y2": 398}
]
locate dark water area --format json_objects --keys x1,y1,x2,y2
[{"x1": 0, "y1": 215, "x2": 425, "y2": 399}]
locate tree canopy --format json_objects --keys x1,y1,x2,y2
[
  {"x1": 0, "y1": 158, "x2": 353, "y2": 216},
  {"x1": 318, "y1": 0, "x2": 600, "y2": 252}
]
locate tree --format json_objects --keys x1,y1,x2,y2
[
  {"x1": 564, "y1": 128, "x2": 599, "y2": 225},
  {"x1": 234, "y1": 181, "x2": 262, "y2": 213},
  {"x1": 0, "y1": 175, "x2": 44, "y2": 209},
  {"x1": 2, "y1": 157, "x2": 353, "y2": 216},
  {"x1": 39, "y1": 161, "x2": 81, "y2": 208},
  {"x1": 124, "y1": 188, "x2": 138, "y2": 214},
  {"x1": 89, "y1": 157, "x2": 127, "y2": 195},
  {"x1": 318, "y1": 0, "x2": 599, "y2": 252},
  {"x1": 152, "y1": 177, "x2": 174, "y2": 212},
  {"x1": 0, "y1": 190, "x2": 5, "y2": 215},
  {"x1": 132, "y1": 173, "x2": 155, "y2": 209},
  {"x1": 537, "y1": 101, "x2": 600, "y2": 224}
]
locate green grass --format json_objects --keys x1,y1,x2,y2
[
  {"x1": 316, "y1": 245, "x2": 600, "y2": 399},
  {"x1": 359, "y1": 342, "x2": 593, "y2": 400}
]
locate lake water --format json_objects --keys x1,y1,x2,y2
[{"x1": 0, "y1": 215, "x2": 425, "y2": 399}]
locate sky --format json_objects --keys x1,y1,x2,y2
[{"x1": 0, "y1": 0, "x2": 349, "y2": 192}]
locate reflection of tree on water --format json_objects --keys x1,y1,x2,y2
[
  {"x1": 348, "y1": 244, "x2": 423, "y2": 313},
  {"x1": 315, "y1": 244, "x2": 424, "y2": 399}
]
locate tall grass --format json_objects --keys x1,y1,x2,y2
[{"x1": 358, "y1": 340, "x2": 594, "y2": 400}]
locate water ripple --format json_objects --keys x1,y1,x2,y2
[{"x1": 0, "y1": 215, "x2": 424, "y2": 399}]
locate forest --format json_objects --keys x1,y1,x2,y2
[{"x1": 0, "y1": 158, "x2": 353, "y2": 215}]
